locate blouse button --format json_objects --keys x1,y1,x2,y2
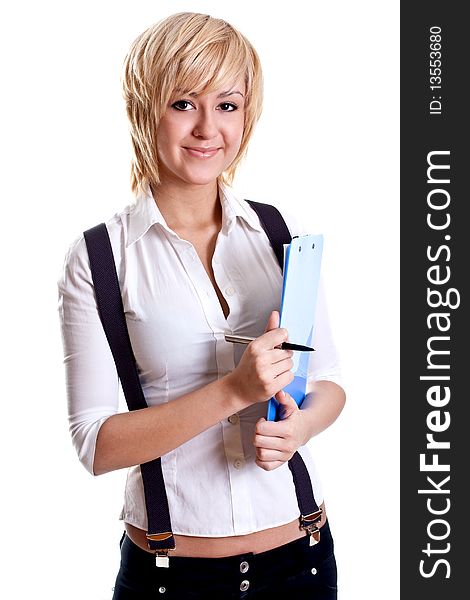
[
  {"x1": 158, "y1": 586, "x2": 166, "y2": 593},
  {"x1": 240, "y1": 560, "x2": 249, "y2": 574},
  {"x1": 225, "y1": 286, "x2": 235, "y2": 296},
  {"x1": 234, "y1": 459, "x2": 244, "y2": 470},
  {"x1": 240, "y1": 580, "x2": 250, "y2": 592},
  {"x1": 228, "y1": 414, "x2": 239, "y2": 425},
  {"x1": 311, "y1": 567, "x2": 317, "y2": 575}
]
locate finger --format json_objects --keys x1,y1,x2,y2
[
  {"x1": 271, "y1": 356, "x2": 295, "y2": 378},
  {"x1": 255, "y1": 417, "x2": 293, "y2": 438},
  {"x1": 269, "y1": 348, "x2": 294, "y2": 364},
  {"x1": 255, "y1": 459, "x2": 285, "y2": 471},
  {"x1": 275, "y1": 390, "x2": 298, "y2": 409},
  {"x1": 254, "y1": 433, "x2": 286, "y2": 450},
  {"x1": 255, "y1": 448, "x2": 289, "y2": 462},
  {"x1": 272, "y1": 369, "x2": 295, "y2": 391},
  {"x1": 263, "y1": 310, "x2": 280, "y2": 333},
  {"x1": 254, "y1": 327, "x2": 289, "y2": 351}
]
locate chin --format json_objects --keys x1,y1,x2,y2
[
  {"x1": 188, "y1": 176, "x2": 221, "y2": 186},
  {"x1": 181, "y1": 168, "x2": 226, "y2": 186}
]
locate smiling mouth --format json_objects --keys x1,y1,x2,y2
[{"x1": 184, "y1": 147, "x2": 220, "y2": 158}]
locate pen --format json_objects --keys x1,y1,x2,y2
[{"x1": 224, "y1": 334, "x2": 315, "y2": 352}]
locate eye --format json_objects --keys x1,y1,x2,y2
[
  {"x1": 217, "y1": 102, "x2": 238, "y2": 112},
  {"x1": 171, "y1": 100, "x2": 194, "y2": 111}
]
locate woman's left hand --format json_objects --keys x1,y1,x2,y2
[{"x1": 253, "y1": 390, "x2": 308, "y2": 471}]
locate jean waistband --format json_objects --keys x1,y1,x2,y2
[{"x1": 121, "y1": 520, "x2": 333, "y2": 573}]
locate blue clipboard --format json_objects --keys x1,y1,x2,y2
[{"x1": 266, "y1": 234, "x2": 324, "y2": 421}]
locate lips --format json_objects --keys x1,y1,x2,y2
[{"x1": 184, "y1": 146, "x2": 220, "y2": 158}]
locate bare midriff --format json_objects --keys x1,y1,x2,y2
[{"x1": 125, "y1": 501, "x2": 326, "y2": 558}]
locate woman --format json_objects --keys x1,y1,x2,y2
[{"x1": 58, "y1": 12, "x2": 346, "y2": 599}]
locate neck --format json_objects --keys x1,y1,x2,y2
[{"x1": 150, "y1": 178, "x2": 221, "y2": 231}]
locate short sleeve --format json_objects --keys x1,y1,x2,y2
[{"x1": 58, "y1": 235, "x2": 119, "y2": 475}]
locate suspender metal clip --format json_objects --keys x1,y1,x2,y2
[
  {"x1": 300, "y1": 508, "x2": 323, "y2": 546},
  {"x1": 146, "y1": 532, "x2": 174, "y2": 568},
  {"x1": 155, "y1": 549, "x2": 170, "y2": 568}
]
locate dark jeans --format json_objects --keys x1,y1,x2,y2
[{"x1": 112, "y1": 521, "x2": 338, "y2": 599}]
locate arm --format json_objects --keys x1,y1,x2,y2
[
  {"x1": 58, "y1": 236, "x2": 295, "y2": 476},
  {"x1": 94, "y1": 376, "x2": 244, "y2": 475},
  {"x1": 299, "y1": 379, "x2": 346, "y2": 440},
  {"x1": 93, "y1": 346, "x2": 293, "y2": 476}
]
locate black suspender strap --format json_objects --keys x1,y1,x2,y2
[
  {"x1": 83, "y1": 224, "x2": 175, "y2": 564},
  {"x1": 83, "y1": 199, "x2": 323, "y2": 558},
  {"x1": 245, "y1": 200, "x2": 291, "y2": 269},
  {"x1": 246, "y1": 200, "x2": 323, "y2": 544}
]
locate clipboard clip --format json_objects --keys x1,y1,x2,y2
[{"x1": 300, "y1": 509, "x2": 323, "y2": 546}]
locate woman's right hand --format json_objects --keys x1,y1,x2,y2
[{"x1": 226, "y1": 311, "x2": 295, "y2": 407}]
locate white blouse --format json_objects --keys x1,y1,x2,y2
[{"x1": 58, "y1": 183, "x2": 342, "y2": 537}]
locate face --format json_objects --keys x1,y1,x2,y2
[{"x1": 156, "y1": 78, "x2": 246, "y2": 187}]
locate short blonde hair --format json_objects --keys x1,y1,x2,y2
[{"x1": 122, "y1": 12, "x2": 264, "y2": 196}]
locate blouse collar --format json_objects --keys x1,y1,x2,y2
[{"x1": 127, "y1": 182, "x2": 263, "y2": 247}]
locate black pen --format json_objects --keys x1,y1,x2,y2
[{"x1": 224, "y1": 334, "x2": 315, "y2": 352}]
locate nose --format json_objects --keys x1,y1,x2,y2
[{"x1": 192, "y1": 108, "x2": 218, "y2": 140}]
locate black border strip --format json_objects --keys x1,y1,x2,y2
[{"x1": 401, "y1": 3, "x2": 467, "y2": 595}]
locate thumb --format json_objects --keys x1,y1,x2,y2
[
  {"x1": 275, "y1": 390, "x2": 298, "y2": 418},
  {"x1": 264, "y1": 310, "x2": 280, "y2": 334}
]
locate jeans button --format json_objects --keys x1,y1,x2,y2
[
  {"x1": 240, "y1": 580, "x2": 250, "y2": 592},
  {"x1": 240, "y1": 560, "x2": 249, "y2": 574}
]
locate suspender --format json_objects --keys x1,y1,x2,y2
[
  {"x1": 83, "y1": 200, "x2": 322, "y2": 565},
  {"x1": 245, "y1": 201, "x2": 322, "y2": 543},
  {"x1": 83, "y1": 223, "x2": 175, "y2": 564}
]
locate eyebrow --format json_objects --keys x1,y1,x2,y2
[
  {"x1": 183, "y1": 90, "x2": 245, "y2": 98},
  {"x1": 218, "y1": 90, "x2": 245, "y2": 98}
]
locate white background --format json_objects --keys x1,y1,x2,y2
[{"x1": 0, "y1": 1, "x2": 399, "y2": 598}]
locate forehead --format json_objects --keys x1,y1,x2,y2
[{"x1": 175, "y1": 76, "x2": 246, "y2": 98}]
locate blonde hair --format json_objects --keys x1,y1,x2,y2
[{"x1": 122, "y1": 12, "x2": 264, "y2": 196}]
